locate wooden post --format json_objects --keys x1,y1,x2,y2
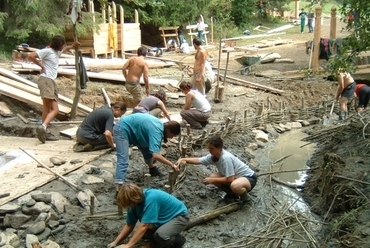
[
  {"x1": 233, "y1": 111, "x2": 237, "y2": 123},
  {"x1": 294, "y1": 0, "x2": 299, "y2": 19},
  {"x1": 70, "y1": 23, "x2": 81, "y2": 119},
  {"x1": 101, "y1": 88, "x2": 111, "y2": 106},
  {"x1": 217, "y1": 86, "x2": 225, "y2": 102},
  {"x1": 330, "y1": 6, "x2": 337, "y2": 40},
  {"x1": 210, "y1": 17, "x2": 214, "y2": 44},
  {"x1": 214, "y1": 38, "x2": 223, "y2": 102},
  {"x1": 312, "y1": 5, "x2": 322, "y2": 72},
  {"x1": 164, "y1": 184, "x2": 171, "y2": 193},
  {"x1": 186, "y1": 124, "x2": 191, "y2": 136},
  {"x1": 168, "y1": 170, "x2": 175, "y2": 193},
  {"x1": 90, "y1": 196, "x2": 95, "y2": 216},
  {"x1": 144, "y1": 174, "x2": 151, "y2": 188},
  {"x1": 301, "y1": 98, "x2": 305, "y2": 109}
]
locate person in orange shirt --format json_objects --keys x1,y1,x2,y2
[{"x1": 354, "y1": 83, "x2": 370, "y2": 112}]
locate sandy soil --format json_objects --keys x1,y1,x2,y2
[{"x1": 1, "y1": 18, "x2": 369, "y2": 248}]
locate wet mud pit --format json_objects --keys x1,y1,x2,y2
[{"x1": 1, "y1": 22, "x2": 370, "y2": 247}]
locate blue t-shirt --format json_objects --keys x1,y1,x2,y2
[
  {"x1": 116, "y1": 114, "x2": 164, "y2": 153},
  {"x1": 199, "y1": 149, "x2": 255, "y2": 178},
  {"x1": 126, "y1": 189, "x2": 188, "y2": 227}
]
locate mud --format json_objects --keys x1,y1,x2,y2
[{"x1": 1, "y1": 20, "x2": 370, "y2": 248}]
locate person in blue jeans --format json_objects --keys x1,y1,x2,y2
[
  {"x1": 113, "y1": 114, "x2": 181, "y2": 191},
  {"x1": 108, "y1": 183, "x2": 188, "y2": 248}
]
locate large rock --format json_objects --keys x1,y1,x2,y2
[
  {"x1": 3, "y1": 231, "x2": 19, "y2": 247},
  {"x1": 255, "y1": 130, "x2": 269, "y2": 143},
  {"x1": 50, "y1": 192, "x2": 70, "y2": 214},
  {"x1": 22, "y1": 202, "x2": 51, "y2": 215},
  {"x1": 3, "y1": 213, "x2": 32, "y2": 229},
  {"x1": 25, "y1": 234, "x2": 39, "y2": 248},
  {"x1": 17, "y1": 191, "x2": 42, "y2": 205},
  {"x1": 286, "y1": 121, "x2": 302, "y2": 129},
  {"x1": 0, "y1": 203, "x2": 21, "y2": 215},
  {"x1": 37, "y1": 228, "x2": 51, "y2": 242},
  {"x1": 82, "y1": 175, "x2": 104, "y2": 185},
  {"x1": 30, "y1": 221, "x2": 46, "y2": 235},
  {"x1": 265, "y1": 124, "x2": 280, "y2": 139},
  {"x1": 35, "y1": 212, "x2": 50, "y2": 223},
  {"x1": 0, "y1": 232, "x2": 7, "y2": 246},
  {"x1": 41, "y1": 240, "x2": 60, "y2": 248},
  {"x1": 31, "y1": 193, "x2": 52, "y2": 204}
]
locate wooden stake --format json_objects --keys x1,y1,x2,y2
[
  {"x1": 144, "y1": 174, "x2": 151, "y2": 188},
  {"x1": 214, "y1": 38, "x2": 223, "y2": 102},
  {"x1": 90, "y1": 195, "x2": 95, "y2": 216},
  {"x1": 164, "y1": 184, "x2": 171, "y2": 193},
  {"x1": 17, "y1": 113, "x2": 28, "y2": 124},
  {"x1": 312, "y1": 5, "x2": 322, "y2": 72},
  {"x1": 70, "y1": 22, "x2": 81, "y2": 119},
  {"x1": 168, "y1": 171, "x2": 175, "y2": 193},
  {"x1": 101, "y1": 88, "x2": 111, "y2": 106},
  {"x1": 186, "y1": 124, "x2": 191, "y2": 136},
  {"x1": 330, "y1": 6, "x2": 337, "y2": 40},
  {"x1": 217, "y1": 85, "x2": 225, "y2": 102}
]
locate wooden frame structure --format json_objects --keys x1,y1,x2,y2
[
  {"x1": 64, "y1": 0, "x2": 141, "y2": 58},
  {"x1": 159, "y1": 26, "x2": 180, "y2": 49}
]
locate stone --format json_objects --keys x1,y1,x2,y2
[
  {"x1": 287, "y1": 121, "x2": 302, "y2": 129},
  {"x1": 307, "y1": 117, "x2": 321, "y2": 125},
  {"x1": 37, "y1": 228, "x2": 51, "y2": 242},
  {"x1": 0, "y1": 232, "x2": 7, "y2": 246},
  {"x1": 280, "y1": 123, "x2": 291, "y2": 131},
  {"x1": 70, "y1": 159, "x2": 82, "y2": 164},
  {"x1": 50, "y1": 225, "x2": 65, "y2": 235},
  {"x1": 47, "y1": 220, "x2": 59, "y2": 229},
  {"x1": 256, "y1": 141, "x2": 266, "y2": 149},
  {"x1": 26, "y1": 234, "x2": 39, "y2": 248},
  {"x1": 3, "y1": 213, "x2": 32, "y2": 229},
  {"x1": 50, "y1": 192, "x2": 70, "y2": 214},
  {"x1": 301, "y1": 120, "x2": 310, "y2": 126},
  {"x1": 4, "y1": 231, "x2": 19, "y2": 247},
  {"x1": 0, "y1": 203, "x2": 21, "y2": 214},
  {"x1": 31, "y1": 193, "x2": 52, "y2": 204},
  {"x1": 82, "y1": 175, "x2": 104, "y2": 184},
  {"x1": 265, "y1": 124, "x2": 280, "y2": 139},
  {"x1": 41, "y1": 240, "x2": 60, "y2": 248},
  {"x1": 255, "y1": 130, "x2": 269, "y2": 143},
  {"x1": 1, "y1": 245, "x2": 14, "y2": 248},
  {"x1": 35, "y1": 212, "x2": 49, "y2": 223},
  {"x1": 30, "y1": 221, "x2": 46, "y2": 235},
  {"x1": 25, "y1": 199, "x2": 36, "y2": 207},
  {"x1": 247, "y1": 143, "x2": 258, "y2": 150},
  {"x1": 273, "y1": 125, "x2": 286, "y2": 133},
  {"x1": 244, "y1": 148, "x2": 255, "y2": 159},
  {"x1": 22, "y1": 202, "x2": 51, "y2": 215},
  {"x1": 49, "y1": 156, "x2": 67, "y2": 166}
]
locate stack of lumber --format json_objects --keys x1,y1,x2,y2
[
  {"x1": 10, "y1": 63, "x2": 179, "y2": 86},
  {"x1": 0, "y1": 68, "x2": 92, "y2": 116}
]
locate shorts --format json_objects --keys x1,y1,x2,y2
[
  {"x1": 244, "y1": 173, "x2": 258, "y2": 191},
  {"x1": 342, "y1": 82, "x2": 356, "y2": 99},
  {"x1": 38, "y1": 76, "x2": 58, "y2": 100},
  {"x1": 125, "y1": 82, "x2": 142, "y2": 102}
]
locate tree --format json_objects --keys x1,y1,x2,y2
[{"x1": 327, "y1": 0, "x2": 370, "y2": 74}]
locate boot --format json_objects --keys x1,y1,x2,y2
[
  {"x1": 339, "y1": 111, "x2": 346, "y2": 121},
  {"x1": 239, "y1": 191, "x2": 251, "y2": 203},
  {"x1": 169, "y1": 234, "x2": 186, "y2": 248},
  {"x1": 219, "y1": 185, "x2": 238, "y2": 199},
  {"x1": 149, "y1": 166, "x2": 163, "y2": 177}
]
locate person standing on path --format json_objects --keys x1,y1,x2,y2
[
  {"x1": 299, "y1": 8, "x2": 307, "y2": 33},
  {"x1": 354, "y1": 83, "x2": 370, "y2": 112},
  {"x1": 108, "y1": 183, "x2": 189, "y2": 248},
  {"x1": 196, "y1": 17, "x2": 205, "y2": 43},
  {"x1": 176, "y1": 136, "x2": 257, "y2": 203},
  {"x1": 307, "y1": 9, "x2": 314, "y2": 33},
  {"x1": 27, "y1": 35, "x2": 80, "y2": 143},
  {"x1": 335, "y1": 71, "x2": 356, "y2": 120},
  {"x1": 122, "y1": 47, "x2": 150, "y2": 107},
  {"x1": 191, "y1": 37, "x2": 209, "y2": 95},
  {"x1": 113, "y1": 114, "x2": 181, "y2": 192}
]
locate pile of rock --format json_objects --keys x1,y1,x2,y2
[{"x1": 0, "y1": 191, "x2": 72, "y2": 248}]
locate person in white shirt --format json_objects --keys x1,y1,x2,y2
[
  {"x1": 180, "y1": 41, "x2": 190, "y2": 54},
  {"x1": 196, "y1": 17, "x2": 205, "y2": 43},
  {"x1": 166, "y1": 39, "x2": 178, "y2": 52},
  {"x1": 179, "y1": 81, "x2": 211, "y2": 129}
]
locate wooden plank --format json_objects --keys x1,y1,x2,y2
[
  {"x1": 59, "y1": 126, "x2": 78, "y2": 139},
  {"x1": 0, "y1": 68, "x2": 92, "y2": 115},
  {"x1": 0, "y1": 102, "x2": 13, "y2": 117},
  {"x1": 0, "y1": 82, "x2": 71, "y2": 115},
  {"x1": 0, "y1": 136, "x2": 112, "y2": 206}
]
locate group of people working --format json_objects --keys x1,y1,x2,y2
[{"x1": 28, "y1": 33, "x2": 258, "y2": 247}]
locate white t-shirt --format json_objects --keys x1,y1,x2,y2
[
  {"x1": 36, "y1": 48, "x2": 62, "y2": 80},
  {"x1": 191, "y1": 89, "x2": 211, "y2": 112},
  {"x1": 197, "y1": 21, "x2": 204, "y2": 31},
  {"x1": 205, "y1": 60, "x2": 215, "y2": 80},
  {"x1": 167, "y1": 39, "x2": 178, "y2": 48},
  {"x1": 180, "y1": 42, "x2": 190, "y2": 54}
]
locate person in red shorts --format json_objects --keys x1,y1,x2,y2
[{"x1": 354, "y1": 83, "x2": 370, "y2": 112}]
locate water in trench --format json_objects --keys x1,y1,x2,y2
[{"x1": 267, "y1": 129, "x2": 316, "y2": 186}]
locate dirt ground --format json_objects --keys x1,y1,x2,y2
[{"x1": 1, "y1": 18, "x2": 370, "y2": 248}]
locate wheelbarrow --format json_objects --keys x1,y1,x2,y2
[{"x1": 235, "y1": 52, "x2": 277, "y2": 75}]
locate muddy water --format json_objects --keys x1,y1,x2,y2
[{"x1": 267, "y1": 129, "x2": 316, "y2": 186}]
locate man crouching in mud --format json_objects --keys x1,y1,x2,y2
[
  {"x1": 108, "y1": 183, "x2": 189, "y2": 248},
  {"x1": 176, "y1": 136, "x2": 257, "y2": 202}
]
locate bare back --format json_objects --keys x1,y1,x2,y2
[
  {"x1": 122, "y1": 56, "x2": 149, "y2": 82},
  {"x1": 193, "y1": 47, "x2": 207, "y2": 73},
  {"x1": 338, "y1": 72, "x2": 355, "y2": 90}
]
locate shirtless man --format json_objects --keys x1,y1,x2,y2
[
  {"x1": 192, "y1": 37, "x2": 208, "y2": 95},
  {"x1": 122, "y1": 47, "x2": 150, "y2": 107},
  {"x1": 335, "y1": 71, "x2": 356, "y2": 120}
]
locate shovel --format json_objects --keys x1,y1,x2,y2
[
  {"x1": 20, "y1": 147, "x2": 98, "y2": 210},
  {"x1": 323, "y1": 100, "x2": 335, "y2": 126}
]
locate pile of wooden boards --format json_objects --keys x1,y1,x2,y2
[{"x1": 0, "y1": 68, "x2": 93, "y2": 116}]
